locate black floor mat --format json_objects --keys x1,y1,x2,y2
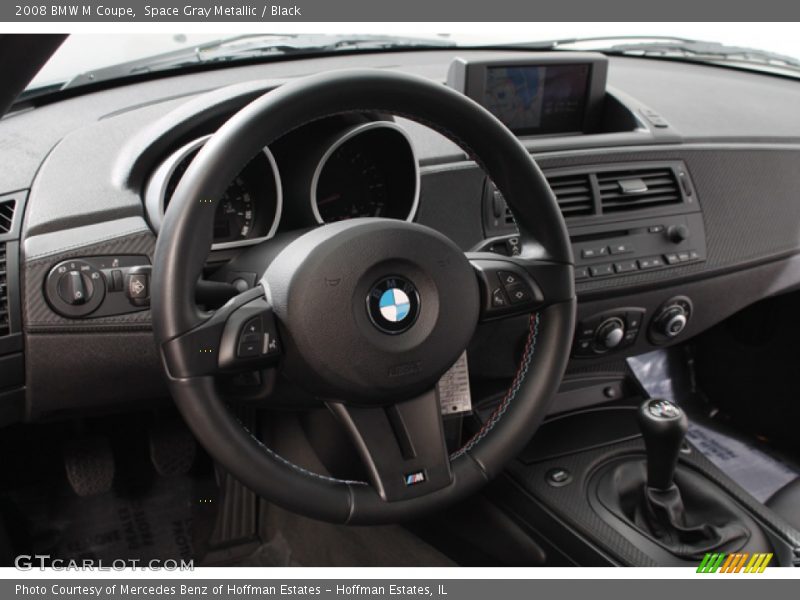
[
  {"x1": 0, "y1": 414, "x2": 218, "y2": 565},
  {"x1": 3, "y1": 473, "x2": 217, "y2": 563}
]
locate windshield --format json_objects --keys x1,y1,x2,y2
[{"x1": 27, "y1": 24, "x2": 800, "y2": 93}]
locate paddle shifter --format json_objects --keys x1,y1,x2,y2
[{"x1": 637, "y1": 398, "x2": 688, "y2": 491}]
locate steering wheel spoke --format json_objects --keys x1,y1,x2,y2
[
  {"x1": 161, "y1": 286, "x2": 282, "y2": 379},
  {"x1": 328, "y1": 389, "x2": 452, "y2": 502},
  {"x1": 468, "y1": 252, "x2": 574, "y2": 322}
]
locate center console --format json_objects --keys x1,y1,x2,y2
[{"x1": 485, "y1": 401, "x2": 800, "y2": 567}]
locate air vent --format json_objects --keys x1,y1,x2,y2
[
  {"x1": 598, "y1": 167, "x2": 681, "y2": 214},
  {"x1": 0, "y1": 199, "x2": 15, "y2": 234},
  {"x1": 0, "y1": 243, "x2": 8, "y2": 337},
  {"x1": 546, "y1": 173, "x2": 595, "y2": 217}
]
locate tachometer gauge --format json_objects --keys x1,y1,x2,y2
[
  {"x1": 315, "y1": 145, "x2": 389, "y2": 222},
  {"x1": 311, "y1": 121, "x2": 419, "y2": 225}
]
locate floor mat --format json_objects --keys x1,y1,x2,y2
[
  {"x1": 260, "y1": 505, "x2": 457, "y2": 567},
  {"x1": 628, "y1": 348, "x2": 800, "y2": 503},
  {"x1": 2, "y1": 472, "x2": 217, "y2": 563}
]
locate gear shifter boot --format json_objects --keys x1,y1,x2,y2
[{"x1": 597, "y1": 459, "x2": 759, "y2": 560}]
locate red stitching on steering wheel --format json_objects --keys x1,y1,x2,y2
[{"x1": 451, "y1": 312, "x2": 540, "y2": 459}]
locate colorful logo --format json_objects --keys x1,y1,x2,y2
[
  {"x1": 366, "y1": 276, "x2": 420, "y2": 334},
  {"x1": 697, "y1": 552, "x2": 773, "y2": 573},
  {"x1": 404, "y1": 471, "x2": 426, "y2": 486},
  {"x1": 379, "y1": 288, "x2": 412, "y2": 323}
]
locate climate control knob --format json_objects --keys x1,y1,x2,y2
[
  {"x1": 596, "y1": 317, "x2": 625, "y2": 350},
  {"x1": 649, "y1": 296, "x2": 693, "y2": 345},
  {"x1": 658, "y1": 308, "x2": 688, "y2": 338}
]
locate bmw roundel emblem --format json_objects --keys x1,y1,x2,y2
[{"x1": 367, "y1": 276, "x2": 420, "y2": 334}]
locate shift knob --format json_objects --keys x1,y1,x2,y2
[{"x1": 637, "y1": 399, "x2": 688, "y2": 491}]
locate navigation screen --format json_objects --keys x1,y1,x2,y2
[{"x1": 483, "y1": 64, "x2": 591, "y2": 134}]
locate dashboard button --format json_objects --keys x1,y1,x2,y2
[
  {"x1": 575, "y1": 267, "x2": 589, "y2": 280},
  {"x1": 610, "y1": 243, "x2": 633, "y2": 255},
  {"x1": 638, "y1": 256, "x2": 665, "y2": 269},
  {"x1": 581, "y1": 246, "x2": 609, "y2": 259},
  {"x1": 623, "y1": 329, "x2": 639, "y2": 344},
  {"x1": 125, "y1": 272, "x2": 149, "y2": 306},
  {"x1": 614, "y1": 261, "x2": 638, "y2": 273},
  {"x1": 664, "y1": 253, "x2": 681, "y2": 265},
  {"x1": 589, "y1": 264, "x2": 614, "y2": 277},
  {"x1": 111, "y1": 269, "x2": 124, "y2": 292},
  {"x1": 626, "y1": 312, "x2": 643, "y2": 329}
]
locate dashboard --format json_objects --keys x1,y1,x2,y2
[{"x1": 3, "y1": 48, "x2": 800, "y2": 420}]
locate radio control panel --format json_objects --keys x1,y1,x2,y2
[
  {"x1": 478, "y1": 212, "x2": 706, "y2": 283},
  {"x1": 570, "y1": 213, "x2": 706, "y2": 281}
]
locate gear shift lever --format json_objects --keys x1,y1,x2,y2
[
  {"x1": 637, "y1": 399, "x2": 688, "y2": 491},
  {"x1": 594, "y1": 398, "x2": 753, "y2": 559}
]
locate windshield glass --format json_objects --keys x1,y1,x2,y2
[{"x1": 27, "y1": 24, "x2": 800, "y2": 93}]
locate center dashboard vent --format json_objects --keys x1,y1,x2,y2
[
  {"x1": 596, "y1": 167, "x2": 682, "y2": 214},
  {"x1": 547, "y1": 173, "x2": 595, "y2": 217},
  {"x1": 500, "y1": 173, "x2": 594, "y2": 225},
  {"x1": 484, "y1": 162, "x2": 693, "y2": 237}
]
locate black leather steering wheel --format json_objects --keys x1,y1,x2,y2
[{"x1": 152, "y1": 69, "x2": 576, "y2": 524}]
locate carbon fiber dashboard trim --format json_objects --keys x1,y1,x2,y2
[{"x1": 22, "y1": 229, "x2": 155, "y2": 331}]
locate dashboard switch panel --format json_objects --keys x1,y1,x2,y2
[
  {"x1": 45, "y1": 255, "x2": 151, "y2": 318},
  {"x1": 573, "y1": 307, "x2": 646, "y2": 358}
]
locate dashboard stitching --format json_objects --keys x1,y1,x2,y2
[{"x1": 452, "y1": 311, "x2": 540, "y2": 459}]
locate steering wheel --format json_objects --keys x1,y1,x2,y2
[{"x1": 152, "y1": 69, "x2": 576, "y2": 525}]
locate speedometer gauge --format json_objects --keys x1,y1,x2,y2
[{"x1": 146, "y1": 134, "x2": 283, "y2": 250}]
